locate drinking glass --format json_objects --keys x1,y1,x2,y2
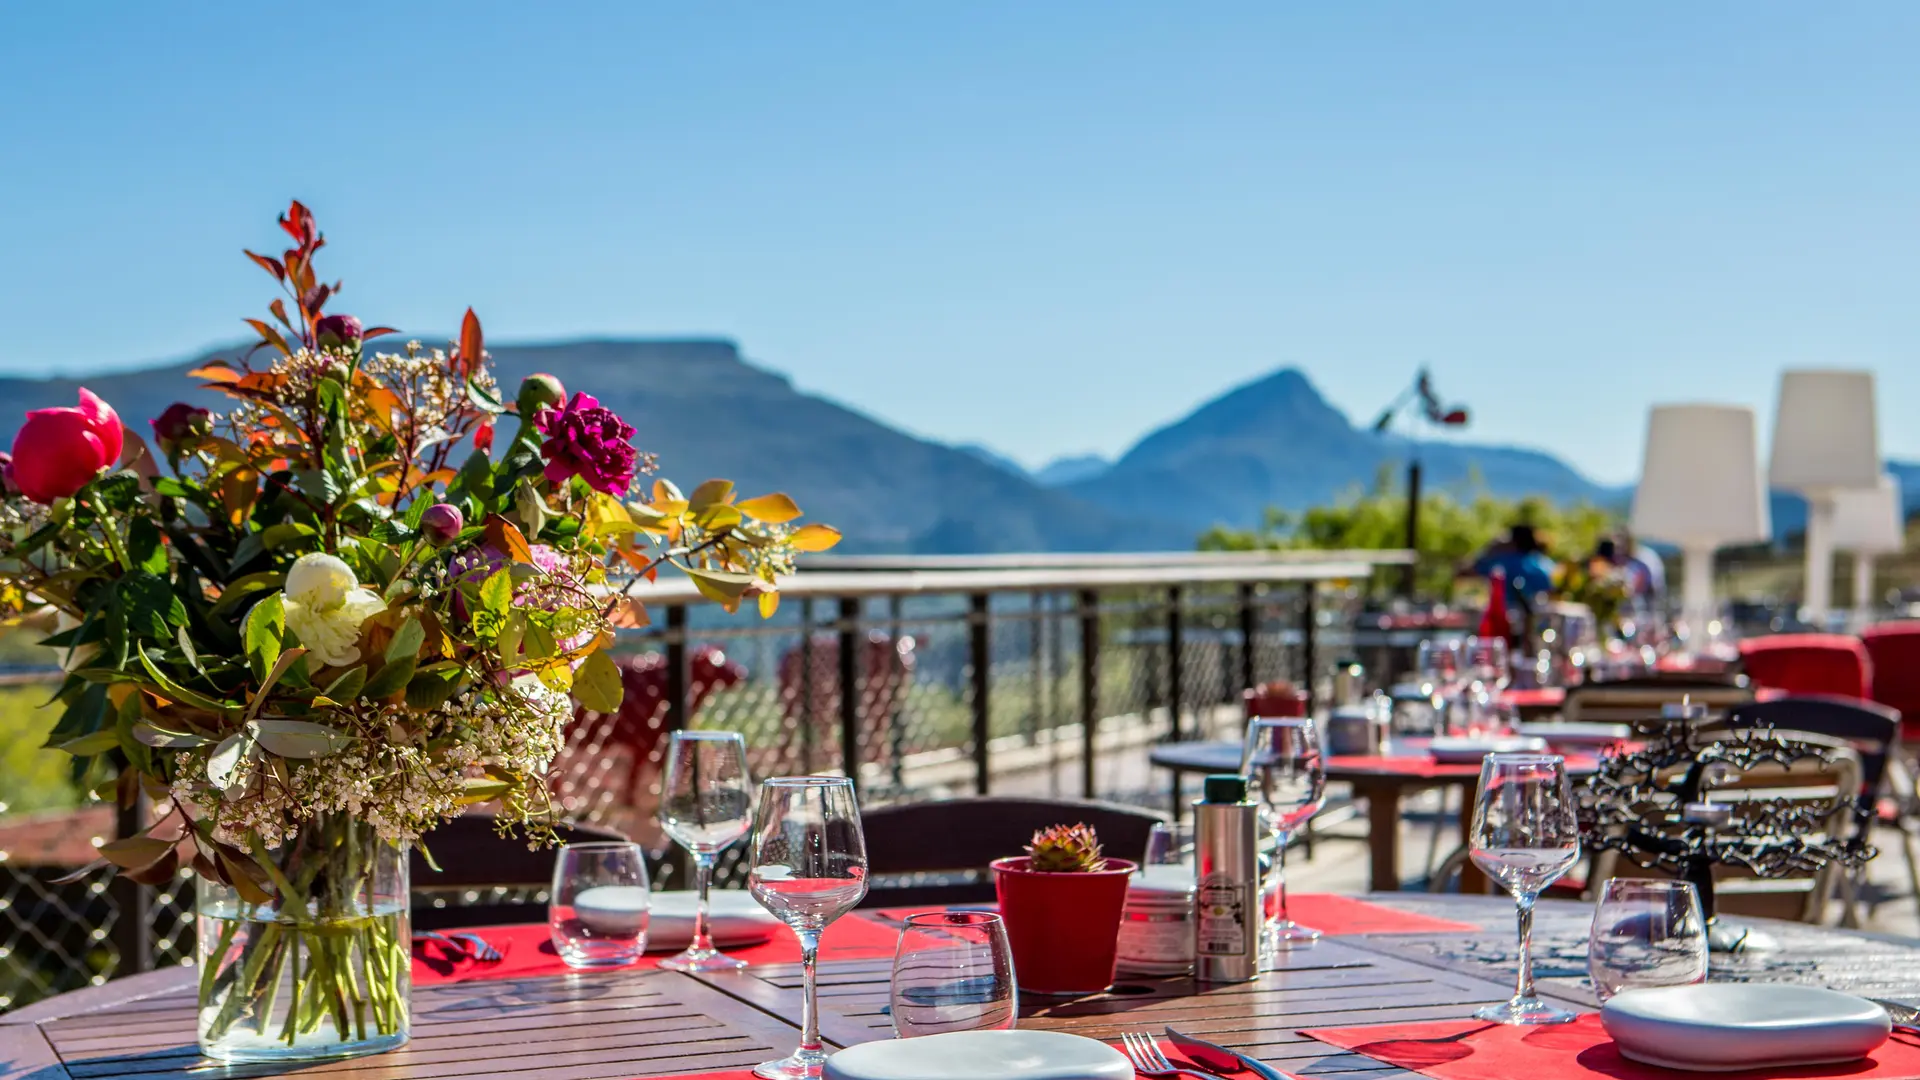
[
  {"x1": 1587, "y1": 878, "x2": 1708, "y2": 1001},
  {"x1": 889, "y1": 912, "x2": 1017, "y2": 1037},
  {"x1": 1241, "y1": 717, "x2": 1326, "y2": 957},
  {"x1": 748, "y1": 777, "x2": 868, "y2": 1079},
  {"x1": 549, "y1": 841, "x2": 650, "y2": 968},
  {"x1": 658, "y1": 730, "x2": 754, "y2": 972},
  {"x1": 1464, "y1": 636, "x2": 1511, "y2": 732},
  {"x1": 1417, "y1": 638, "x2": 1465, "y2": 733},
  {"x1": 1468, "y1": 753, "x2": 1581, "y2": 1024},
  {"x1": 1144, "y1": 821, "x2": 1192, "y2": 867}
]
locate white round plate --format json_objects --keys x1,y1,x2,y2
[
  {"x1": 1426, "y1": 735, "x2": 1549, "y2": 763},
  {"x1": 644, "y1": 889, "x2": 782, "y2": 952},
  {"x1": 824, "y1": 1030, "x2": 1133, "y2": 1080},
  {"x1": 1601, "y1": 984, "x2": 1890, "y2": 1073},
  {"x1": 1513, "y1": 721, "x2": 1632, "y2": 747}
]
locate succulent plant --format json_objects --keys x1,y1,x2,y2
[{"x1": 1024, "y1": 822, "x2": 1107, "y2": 873}]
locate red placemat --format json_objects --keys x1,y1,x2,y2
[
  {"x1": 1500, "y1": 687, "x2": 1567, "y2": 710},
  {"x1": 414, "y1": 911, "x2": 903, "y2": 984},
  {"x1": 1273, "y1": 894, "x2": 1479, "y2": 935},
  {"x1": 1306, "y1": 1014, "x2": 1920, "y2": 1079}
]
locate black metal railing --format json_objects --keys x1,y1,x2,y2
[{"x1": 0, "y1": 549, "x2": 1411, "y2": 1012}]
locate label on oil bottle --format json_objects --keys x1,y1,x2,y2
[{"x1": 1194, "y1": 874, "x2": 1251, "y2": 956}]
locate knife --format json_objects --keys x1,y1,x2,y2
[{"x1": 1164, "y1": 1027, "x2": 1293, "y2": 1080}]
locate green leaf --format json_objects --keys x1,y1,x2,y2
[
  {"x1": 205, "y1": 733, "x2": 246, "y2": 789},
  {"x1": 324, "y1": 666, "x2": 367, "y2": 701},
  {"x1": 521, "y1": 620, "x2": 556, "y2": 661},
  {"x1": 118, "y1": 572, "x2": 184, "y2": 639},
  {"x1": 386, "y1": 617, "x2": 425, "y2": 664},
  {"x1": 135, "y1": 645, "x2": 234, "y2": 715},
  {"x1": 260, "y1": 522, "x2": 317, "y2": 551},
  {"x1": 131, "y1": 723, "x2": 209, "y2": 749},
  {"x1": 684, "y1": 566, "x2": 755, "y2": 607},
  {"x1": 572, "y1": 648, "x2": 624, "y2": 714},
  {"x1": 479, "y1": 568, "x2": 514, "y2": 616},
  {"x1": 249, "y1": 719, "x2": 351, "y2": 759},
  {"x1": 127, "y1": 518, "x2": 170, "y2": 575},
  {"x1": 405, "y1": 666, "x2": 464, "y2": 710},
  {"x1": 456, "y1": 777, "x2": 513, "y2": 805},
  {"x1": 360, "y1": 655, "x2": 417, "y2": 700},
  {"x1": 241, "y1": 593, "x2": 285, "y2": 682},
  {"x1": 56, "y1": 729, "x2": 123, "y2": 756},
  {"x1": 496, "y1": 613, "x2": 525, "y2": 668},
  {"x1": 208, "y1": 572, "x2": 286, "y2": 618},
  {"x1": 47, "y1": 682, "x2": 109, "y2": 742},
  {"x1": 249, "y1": 647, "x2": 308, "y2": 712},
  {"x1": 176, "y1": 624, "x2": 204, "y2": 675}
]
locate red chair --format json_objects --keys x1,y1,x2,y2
[
  {"x1": 1737, "y1": 633, "x2": 1873, "y2": 701},
  {"x1": 777, "y1": 633, "x2": 917, "y2": 779},
  {"x1": 1862, "y1": 622, "x2": 1920, "y2": 741}
]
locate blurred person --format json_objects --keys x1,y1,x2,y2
[{"x1": 1465, "y1": 523, "x2": 1558, "y2": 603}]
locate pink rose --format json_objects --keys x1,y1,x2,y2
[{"x1": 10, "y1": 389, "x2": 124, "y2": 503}]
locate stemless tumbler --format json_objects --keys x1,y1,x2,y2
[
  {"x1": 1587, "y1": 878, "x2": 1708, "y2": 1001},
  {"x1": 549, "y1": 841, "x2": 651, "y2": 968},
  {"x1": 890, "y1": 912, "x2": 1017, "y2": 1037}
]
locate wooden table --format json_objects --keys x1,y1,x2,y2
[
  {"x1": 1149, "y1": 739, "x2": 1601, "y2": 892},
  {"x1": 13, "y1": 895, "x2": 1920, "y2": 1079}
]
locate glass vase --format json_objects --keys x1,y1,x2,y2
[{"x1": 195, "y1": 813, "x2": 411, "y2": 1062}]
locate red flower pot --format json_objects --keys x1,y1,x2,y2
[{"x1": 991, "y1": 855, "x2": 1138, "y2": 995}]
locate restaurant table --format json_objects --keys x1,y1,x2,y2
[
  {"x1": 15, "y1": 894, "x2": 1920, "y2": 1080},
  {"x1": 1148, "y1": 738, "x2": 1603, "y2": 892}
]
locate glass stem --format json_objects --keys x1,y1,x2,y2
[
  {"x1": 1513, "y1": 892, "x2": 1537, "y2": 1002},
  {"x1": 1276, "y1": 832, "x2": 1290, "y2": 925},
  {"x1": 691, "y1": 854, "x2": 715, "y2": 953},
  {"x1": 798, "y1": 930, "x2": 822, "y2": 1055}
]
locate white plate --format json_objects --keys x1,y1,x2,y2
[
  {"x1": 824, "y1": 1030, "x2": 1133, "y2": 1080},
  {"x1": 1513, "y1": 721, "x2": 1632, "y2": 747},
  {"x1": 644, "y1": 889, "x2": 782, "y2": 952},
  {"x1": 1425, "y1": 735, "x2": 1548, "y2": 763},
  {"x1": 1601, "y1": 984, "x2": 1890, "y2": 1072}
]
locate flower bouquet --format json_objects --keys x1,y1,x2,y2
[{"x1": 0, "y1": 201, "x2": 836, "y2": 1062}]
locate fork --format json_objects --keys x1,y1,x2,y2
[
  {"x1": 1121, "y1": 1032, "x2": 1230, "y2": 1080},
  {"x1": 447, "y1": 931, "x2": 503, "y2": 964}
]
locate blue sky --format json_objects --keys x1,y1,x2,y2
[{"x1": 2, "y1": 3, "x2": 1916, "y2": 485}]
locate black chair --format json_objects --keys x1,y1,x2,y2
[
  {"x1": 859, "y1": 797, "x2": 1163, "y2": 907},
  {"x1": 1718, "y1": 694, "x2": 1917, "y2": 919},
  {"x1": 410, "y1": 812, "x2": 633, "y2": 930}
]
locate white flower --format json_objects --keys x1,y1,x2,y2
[{"x1": 282, "y1": 553, "x2": 386, "y2": 667}]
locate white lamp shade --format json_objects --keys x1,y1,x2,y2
[
  {"x1": 1831, "y1": 474, "x2": 1905, "y2": 555},
  {"x1": 1631, "y1": 404, "x2": 1771, "y2": 547},
  {"x1": 1768, "y1": 369, "x2": 1881, "y2": 491}
]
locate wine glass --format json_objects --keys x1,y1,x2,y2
[
  {"x1": 889, "y1": 912, "x2": 1017, "y2": 1037},
  {"x1": 1417, "y1": 638, "x2": 1465, "y2": 733},
  {"x1": 747, "y1": 776, "x2": 868, "y2": 1079},
  {"x1": 1468, "y1": 753, "x2": 1581, "y2": 1024},
  {"x1": 658, "y1": 730, "x2": 754, "y2": 972},
  {"x1": 1464, "y1": 636, "x2": 1511, "y2": 732},
  {"x1": 1587, "y1": 878, "x2": 1708, "y2": 1001},
  {"x1": 1241, "y1": 717, "x2": 1326, "y2": 958},
  {"x1": 549, "y1": 842, "x2": 650, "y2": 968}
]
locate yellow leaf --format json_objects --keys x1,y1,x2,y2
[
  {"x1": 688, "y1": 479, "x2": 735, "y2": 512},
  {"x1": 757, "y1": 590, "x2": 780, "y2": 618},
  {"x1": 572, "y1": 648, "x2": 624, "y2": 713},
  {"x1": 736, "y1": 493, "x2": 802, "y2": 524},
  {"x1": 485, "y1": 517, "x2": 535, "y2": 564},
  {"x1": 585, "y1": 493, "x2": 639, "y2": 538},
  {"x1": 790, "y1": 523, "x2": 843, "y2": 553},
  {"x1": 652, "y1": 478, "x2": 683, "y2": 503}
]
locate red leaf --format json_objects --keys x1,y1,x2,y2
[
  {"x1": 243, "y1": 249, "x2": 286, "y2": 282},
  {"x1": 484, "y1": 515, "x2": 534, "y2": 564},
  {"x1": 362, "y1": 326, "x2": 399, "y2": 341},
  {"x1": 474, "y1": 422, "x2": 495, "y2": 453},
  {"x1": 244, "y1": 319, "x2": 292, "y2": 356},
  {"x1": 458, "y1": 308, "x2": 483, "y2": 378},
  {"x1": 269, "y1": 298, "x2": 294, "y2": 330}
]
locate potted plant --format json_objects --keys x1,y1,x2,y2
[{"x1": 991, "y1": 823, "x2": 1137, "y2": 995}]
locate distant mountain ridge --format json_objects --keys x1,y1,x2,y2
[{"x1": 3, "y1": 339, "x2": 1902, "y2": 553}]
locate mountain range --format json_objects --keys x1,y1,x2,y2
[{"x1": 1, "y1": 338, "x2": 1912, "y2": 553}]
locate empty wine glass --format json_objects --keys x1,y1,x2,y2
[
  {"x1": 1469, "y1": 753, "x2": 1581, "y2": 1024},
  {"x1": 1464, "y1": 636, "x2": 1511, "y2": 732},
  {"x1": 748, "y1": 777, "x2": 868, "y2": 1079},
  {"x1": 889, "y1": 912, "x2": 1017, "y2": 1037},
  {"x1": 1241, "y1": 717, "x2": 1326, "y2": 958},
  {"x1": 1417, "y1": 638, "x2": 1465, "y2": 733},
  {"x1": 1587, "y1": 878, "x2": 1708, "y2": 1001},
  {"x1": 549, "y1": 841, "x2": 650, "y2": 968},
  {"x1": 658, "y1": 730, "x2": 754, "y2": 972}
]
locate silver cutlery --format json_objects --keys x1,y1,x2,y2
[
  {"x1": 1163, "y1": 1027, "x2": 1292, "y2": 1080},
  {"x1": 1121, "y1": 1032, "x2": 1232, "y2": 1080}
]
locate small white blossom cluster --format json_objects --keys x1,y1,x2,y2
[{"x1": 172, "y1": 678, "x2": 575, "y2": 847}]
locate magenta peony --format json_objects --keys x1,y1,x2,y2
[
  {"x1": 534, "y1": 391, "x2": 638, "y2": 495},
  {"x1": 420, "y1": 503, "x2": 464, "y2": 546},
  {"x1": 9, "y1": 389, "x2": 124, "y2": 503},
  {"x1": 315, "y1": 313, "x2": 363, "y2": 349}
]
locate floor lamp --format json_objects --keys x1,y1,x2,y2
[
  {"x1": 1768, "y1": 370, "x2": 1881, "y2": 627},
  {"x1": 1630, "y1": 405, "x2": 1771, "y2": 643},
  {"x1": 1831, "y1": 475, "x2": 1904, "y2": 628}
]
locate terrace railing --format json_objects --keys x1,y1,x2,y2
[{"x1": 0, "y1": 548, "x2": 1411, "y2": 1012}]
